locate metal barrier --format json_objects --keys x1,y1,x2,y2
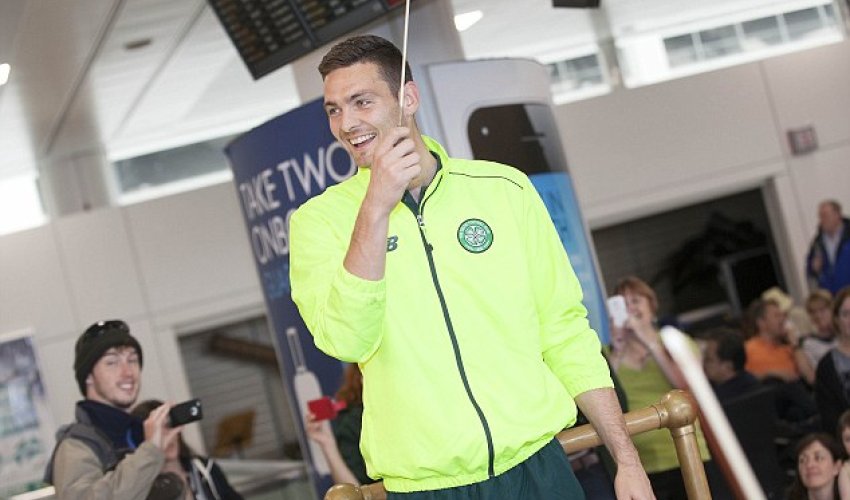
[{"x1": 325, "y1": 390, "x2": 710, "y2": 500}]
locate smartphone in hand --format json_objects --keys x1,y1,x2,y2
[
  {"x1": 607, "y1": 295, "x2": 628, "y2": 329},
  {"x1": 168, "y1": 399, "x2": 203, "y2": 427},
  {"x1": 307, "y1": 396, "x2": 347, "y2": 421}
]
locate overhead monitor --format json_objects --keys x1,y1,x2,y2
[{"x1": 208, "y1": 0, "x2": 412, "y2": 79}]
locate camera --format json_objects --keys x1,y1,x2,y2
[{"x1": 168, "y1": 399, "x2": 203, "y2": 427}]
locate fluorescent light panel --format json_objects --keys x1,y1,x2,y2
[
  {"x1": 0, "y1": 63, "x2": 10, "y2": 86},
  {"x1": 454, "y1": 10, "x2": 483, "y2": 32}
]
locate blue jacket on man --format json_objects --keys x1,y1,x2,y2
[{"x1": 807, "y1": 217, "x2": 850, "y2": 294}]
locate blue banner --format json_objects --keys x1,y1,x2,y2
[
  {"x1": 530, "y1": 173, "x2": 610, "y2": 345},
  {"x1": 225, "y1": 98, "x2": 356, "y2": 495}
]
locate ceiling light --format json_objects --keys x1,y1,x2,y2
[
  {"x1": 0, "y1": 64, "x2": 10, "y2": 86},
  {"x1": 454, "y1": 10, "x2": 483, "y2": 32}
]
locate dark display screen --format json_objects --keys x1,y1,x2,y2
[{"x1": 208, "y1": 0, "x2": 414, "y2": 79}]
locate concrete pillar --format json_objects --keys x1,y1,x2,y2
[
  {"x1": 588, "y1": 5, "x2": 621, "y2": 89},
  {"x1": 39, "y1": 149, "x2": 112, "y2": 217}
]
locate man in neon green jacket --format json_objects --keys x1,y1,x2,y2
[{"x1": 290, "y1": 34, "x2": 654, "y2": 499}]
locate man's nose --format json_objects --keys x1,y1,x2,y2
[
  {"x1": 120, "y1": 360, "x2": 135, "y2": 376},
  {"x1": 340, "y1": 110, "x2": 359, "y2": 132}
]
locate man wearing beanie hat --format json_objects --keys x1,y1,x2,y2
[{"x1": 44, "y1": 320, "x2": 183, "y2": 500}]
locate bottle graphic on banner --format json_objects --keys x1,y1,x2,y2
[{"x1": 286, "y1": 327, "x2": 331, "y2": 476}]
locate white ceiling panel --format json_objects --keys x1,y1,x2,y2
[
  {"x1": 454, "y1": 0, "x2": 599, "y2": 59},
  {"x1": 109, "y1": 7, "x2": 299, "y2": 159},
  {"x1": 0, "y1": 0, "x2": 842, "y2": 187},
  {"x1": 0, "y1": 0, "x2": 119, "y2": 177}
]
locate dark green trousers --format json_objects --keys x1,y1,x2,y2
[{"x1": 387, "y1": 439, "x2": 586, "y2": 500}]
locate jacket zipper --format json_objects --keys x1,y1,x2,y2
[{"x1": 401, "y1": 181, "x2": 496, "y2": 478}]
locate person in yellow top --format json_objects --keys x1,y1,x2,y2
[
  {"x1": 608, "y1": 276, "x2": 730, "y2": 499},
  {"x1": 289, "y1": 34, "x2": 654, "y2": 499}
]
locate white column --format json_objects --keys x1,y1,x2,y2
[{"x1": 39, "y1": 149, "x2": 112, "y2": 217}]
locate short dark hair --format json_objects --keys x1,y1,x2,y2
[
  {"x1": 744, "y1": 298, "x2": 778, "y2": 337},
  {"x1": 318, "y1": 35, "x2": 413, "y2": 98},
  {"x1": 705, "y1": 328, "x2": 747, "y2": 372},
  {"x1": 821, "y1": 199, "x2": 842, "y2": 214}
]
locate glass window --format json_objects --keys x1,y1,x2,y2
[
  {"x1": 784, "y1": 7, "x2": 824, "y2": 40},
  {"x1": 665, "y1": 34, "x2": 699, "y2": 67},
  {"x1": 823, "y1": 4, "x2": 837, "y2": 25},
  {"x1": 698, "y1": 25, "x2": 742, "y2": 59},
  {"x1": 548, "y1": 54, "x2": 605, "y2": 94},
  {"x1": 567, "y1": 54, "x2": 605, "y2": 87},
  {"x1": 741, "y1": 16, "x2": 783, "y2": 49},
  {"x1": 113, "y1": 136, "x2": 234, "y2": 196}
]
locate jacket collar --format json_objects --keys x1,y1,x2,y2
[{"x1": 78, "y1": 400, "x2": 144, "y2": 450}]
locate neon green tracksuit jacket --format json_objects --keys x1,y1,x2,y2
[{"x1": 290, "y1": 137, "x2": 612, "y2": 492}]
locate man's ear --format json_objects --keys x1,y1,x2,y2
[
  {"x1": 401, "y1": 81, "x2": 420, "y2": 116},
  {"x1": 86, "y1": 374, "x2": 94, "y2": 386}
]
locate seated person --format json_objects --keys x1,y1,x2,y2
[
  {"x1": 762, "y1": 287, "x2": 814, "y2": 340},
  {"x1": 815, "y1": 287, "x2": 850, "y2": 434},
  {"x1": 609, "y1": 277, "x2": 730, "y2": 500},
  {"x1": 784, "y1": 433, "x2": 848, "y2": 500},
  {"x1": 744, "y1": 298, "x2": 815, "y2": 385},
  {"x1": 701, "y1": 328, "x2": 759, "y2": 403},
  {"x1": 803, "y1": 289, "x2": 838, "y2": 368},
  {"x1": 132, "y1": 400, "x2": 243, "y2": 500},
  {"x1": 745, "y1": 298, "x2": 819, "y2": 429}
]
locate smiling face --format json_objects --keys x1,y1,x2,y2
[
  {"x1": 797, "y1": 440, "x2": 841, "y2": 492},
  {"x1": 86, "y1": 346, "x2": 141, "y2": 410},
  {"x1": 622, "y1": 289, "x2": 655, "y2": 328},
  {"x1": 323, "y1": 62, "x2": 414, "y2": 168}
]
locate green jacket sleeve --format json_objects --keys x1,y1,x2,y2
[
  {"x1": 289, "y1": 204, "x2": 386, "y2": 362},
  {"x1": 522, "y1": 178, "x2": 613, "y2": 397}
]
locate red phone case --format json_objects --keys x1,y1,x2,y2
[{"x1": 308, "y1": 396, "x2": 347, "y2": 421}]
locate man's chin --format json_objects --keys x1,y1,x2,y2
[{"x1": 111, "y1": 394, "x2": 138, "y2": 410}]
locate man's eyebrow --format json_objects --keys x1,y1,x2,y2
[{"x1": 325, "y1": 91, "x2": 375, "y2": 108}]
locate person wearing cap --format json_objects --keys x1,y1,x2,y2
[{"x1": 44, "y1": 320, "x2": 182, "y2": 500}]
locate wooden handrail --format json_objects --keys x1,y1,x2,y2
[{"x1": 325, "y1": 390, "x2": 709, "y2": 500}]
